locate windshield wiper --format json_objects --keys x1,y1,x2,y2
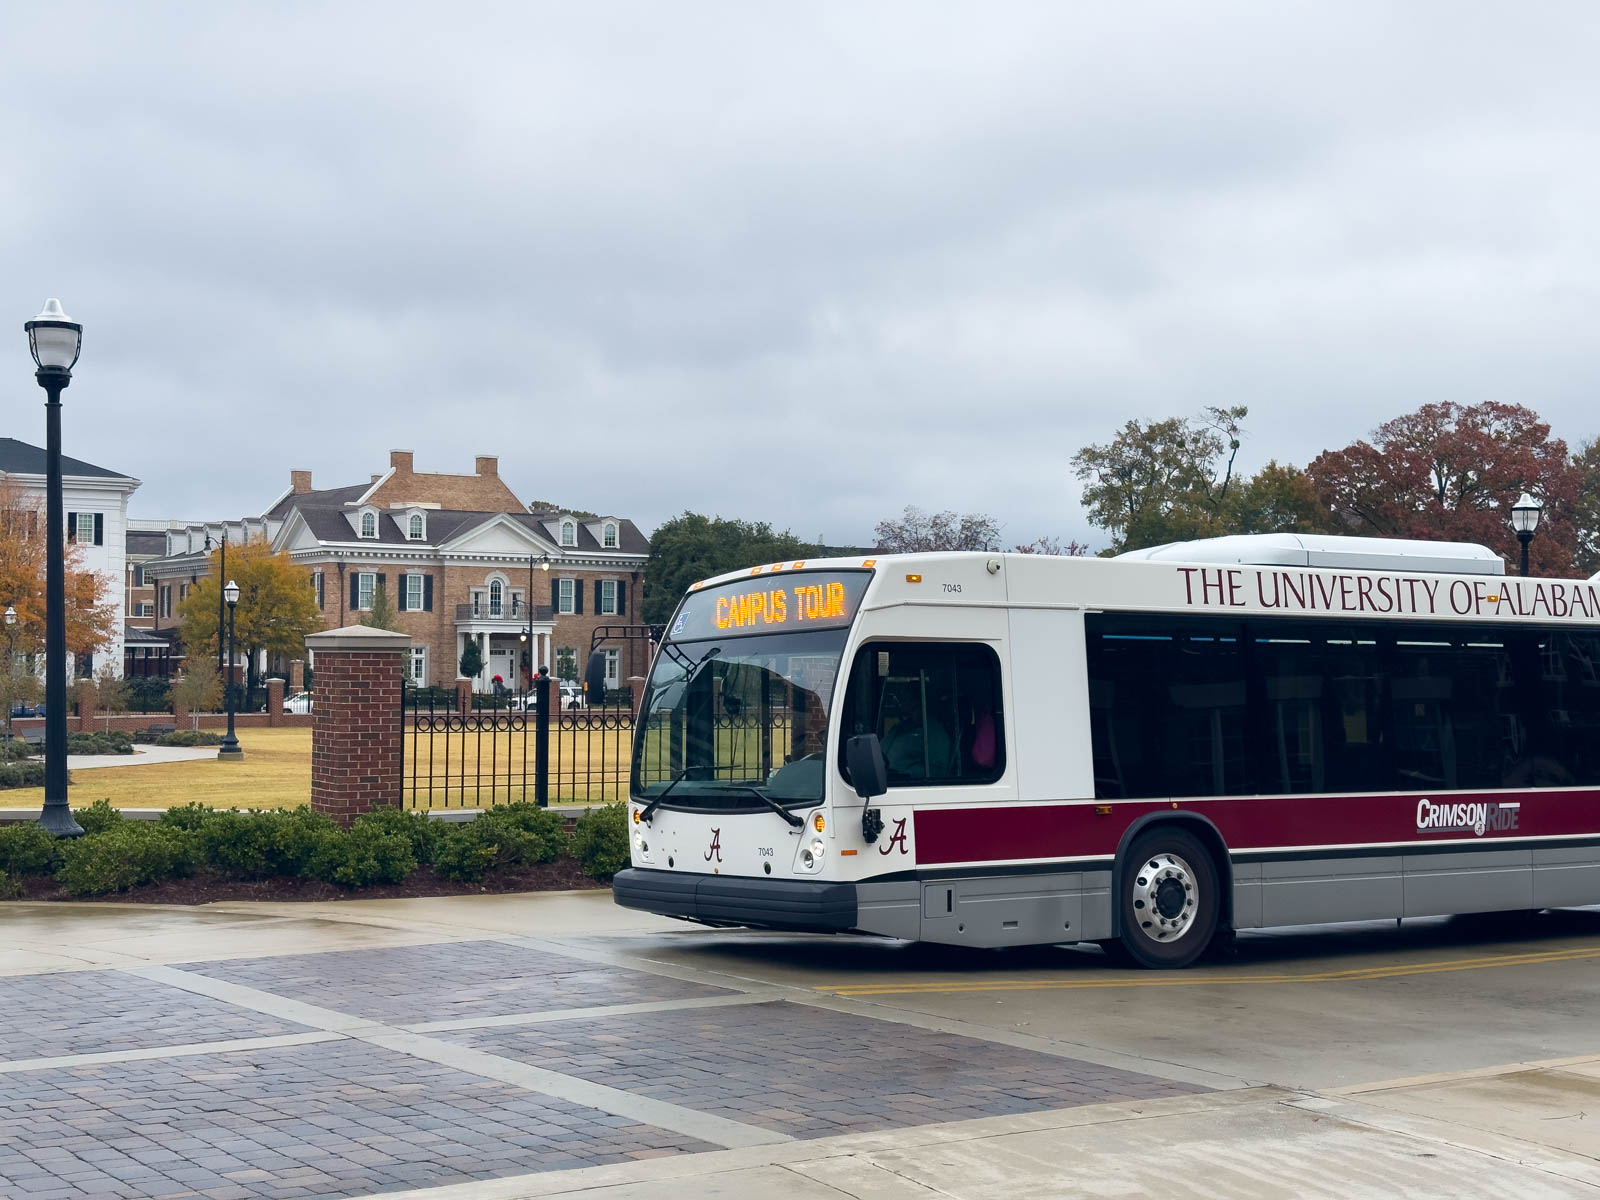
[
  {"x1": 728, "y1": 784, "x2": 805, "y2": 828},
  {"x1": 639, "y1": 764, "x2": 721, "y2": 825}
]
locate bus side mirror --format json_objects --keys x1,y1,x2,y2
[{"x1": 845, "y1": 735, "x2": 888, "y2": 800}]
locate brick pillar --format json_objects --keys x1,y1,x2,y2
[
  {"x1": 455, "y1": 679, "x2": 472, "y2": 714},
  {"x1": 266, "y1": 678, "x2": 285, "y2": 727},
  {"x1": 288, "y1": 659, "x2": 304, "y2": 691},
  {"x1": 172, "y1": 695, "x2": 190, "y2": 726},
  {"x1": 305, "y1": 625, "x2": 411, "y2": 825}
]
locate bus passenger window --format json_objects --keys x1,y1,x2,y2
[{"x1": 839, "y1": 642, "x2": 1005, "y2": 787}]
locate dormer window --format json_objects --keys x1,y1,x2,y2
[
  {"x1": 408, "y1": 513, "x2": 425, "y2": 541},
  {"x1": 603, "y1": 522, "x2": 618, "y2": 549},
  {"x1": 561, "y1": 520, "x2": 576, "y2": 547},
  {"x1": 360, "y1": 510, "x2": 378, "y2": 539}
]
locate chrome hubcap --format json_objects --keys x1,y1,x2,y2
[{"x1": 1132, "y1": 852, "x2": 1198, "y2": 942}]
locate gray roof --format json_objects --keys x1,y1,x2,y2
[
  {"x1": 264, "y1": 482, "x2": 369, "y2": 520},
  {"x1": 289, "y1": 506, "x2": 650, "y2": 555},
  {"x1": 0, "y1": 438, "x2": 130, "y2": 480},
  {"x1": 126, "y1": 530, "x2": 168, "y2": 556}
]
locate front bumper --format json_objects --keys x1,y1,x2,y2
[{"x1": 613, "y1": 868, "x2": 858, "y2": 932}]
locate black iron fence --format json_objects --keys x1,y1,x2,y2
[{"x1": 401, "y1": 676, "x2": 634, "y2": 809}]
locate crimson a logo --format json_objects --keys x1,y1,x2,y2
[{"x1": 704, "y1": 828, "x2": 722, "y2": 862}]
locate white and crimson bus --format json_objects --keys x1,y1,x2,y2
[{"x1": 613, "y1": 534, "x2": 1600, "y2": 967}]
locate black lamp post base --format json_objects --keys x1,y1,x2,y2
[
  {"x1": 38, "y1": 800, "x2": 84, "y2": 837},
  {"x1": 216, "y1": 740, "x2": 245, "y2": 761}
]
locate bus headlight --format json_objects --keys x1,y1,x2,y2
[
  {"x1": 798, "y1": 838, "x2": 827, "y2": 872},
  {"x1": 633, "y1": 834, "x2": 652, "y2": 863}
]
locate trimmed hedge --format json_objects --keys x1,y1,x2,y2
[
  {"x1": 68, "y1": 732, "x2": 134, "y2": 756},
  {"x1": 0, "y1": 761, "x2": 47, "y2": 790},
  {"x1": 153, "y1": 730, "x2": 225, "y2": 747},
  {"x1": 0, "y1": 801, "x2": 621, "y2": 898},
  {"x1": 572, "y1": 803, "x2": 629, "y2": 880}
]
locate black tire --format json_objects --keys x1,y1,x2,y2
[{"x1": 1116, "y1": 827, "x2": 1220, "y2": 969}]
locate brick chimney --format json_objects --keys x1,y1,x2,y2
[
  {"x1": 291, "y1": 469, "x2": 312, "y2": 494},
  {"x1": 475, "y1": 456, "x2": 499, "y2": 478},
  {"x1": 390, "y1": 450, "x2": 414, "y2": 473}
]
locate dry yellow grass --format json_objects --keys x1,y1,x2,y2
[
  {"x1": 0, "y1": 727, "x2": 314, "y2": 811},
  {"x1": 0, "y1": 725, "x2": 628, "y2": 811}
]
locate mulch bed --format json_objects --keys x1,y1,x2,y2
[{"x1": 15, "y1": 861, "x2": 609, "y2": 904}]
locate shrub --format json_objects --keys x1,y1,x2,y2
[
  {"x1": 0, "y1": 761, "x2": 46, "y2": 790},
  {"x1": 158, "y1": 802, "x2": 218, "y2": 832},
  {"x1": 72, "y1": 799, "x2": 125, "y2": 836},
  {"x1": 55, "y1": 823, "x2": 199, "y2": 896},
  {"x1": 67, "y1": 732, "x2": 134, "y2": 756},
  {"x1": 0, "y1": 822, "x2": 64, "y2": 875},
  {"x1": 155, "y1": 730, "x2": 224, "y2": 748},
  {"x1": 351, "y1": 807, "x2": 442, "y2": 865},
  {"x1": 430, "y1": 824, "x2": 501, "y2": 882},
  {"x1": 0, "y1": 869, "x2": 20, "y2": 900},
  {"x1": 0, "y1": 738, "x2": 34, "y2": 761},
  {"x1": 572, "y1": 803, "x2": 628, "y2": 880},
  {"x1": 124, "y1": 676, "x2": 172, "y2": 714},
  {"x1": 430, "y1": 804, "x2": 566, "y2": 882},
  {"x1": 167, "y1": 805, "x2": 339, "y2": 879},
  {"x1": 307, "y1": 823, "x2": 417, "y2": 888}
]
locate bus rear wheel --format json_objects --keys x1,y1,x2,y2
[{"x1": 1116, "y1": 828, "x2": 1219, "y2": 969}]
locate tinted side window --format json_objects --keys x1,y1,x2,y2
[{"x1": 840, "y1": 643, "x2": 1004, "y2": 787}]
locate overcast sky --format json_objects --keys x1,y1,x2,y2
[{"x1": 6, "y1": 3, "x2": 1599, "y2": 550}]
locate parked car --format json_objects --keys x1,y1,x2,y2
[
  {"x1": 559, "y1": 683, "x2": 585, "y2": 711},
  {"x1": 10, "y1": 702, "x2": 43, "y2": 718},
  {"x1": 282, "y1": 691, "x2": 313, "y2": 714}
]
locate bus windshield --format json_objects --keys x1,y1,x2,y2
[{"x1": 632, "y1": 629, "x2": 849, "y2": 810}]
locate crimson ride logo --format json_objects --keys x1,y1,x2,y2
[
  {"x1": 1415, "y1": 799, "x2": 1521, "y2": 837},
  {"x1": 705, "y1": 828, "x2": 722, "y2": 862}
]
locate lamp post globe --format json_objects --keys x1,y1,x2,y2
[
  {"x1": 218, "y1": 579, "x2": 245, "y2": 760},
  {"x1": 1511, "y1": 492, "x2": 1542, "y2": 578},
  {"x1": 23, "y1": 300, "x2": 83, "y2": 836}
]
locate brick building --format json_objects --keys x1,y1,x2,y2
[{"x1": 147, "y1": 451, "x2": 651, "y2": 695}]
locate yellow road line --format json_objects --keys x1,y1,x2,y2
[{"x1": 819, "y1": 944, "x2": 1600, "y2": 995}]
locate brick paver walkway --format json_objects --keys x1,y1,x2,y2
[
  {"x1": 0, "y1": 935, "x2": 1205, "y2": 1198},
  {"x1": 444, "y1": 999, "x2": 1202, "y2": 1139}
]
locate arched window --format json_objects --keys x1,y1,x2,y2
[
  {"x1": 360, "y1": 511, "x2": 377, "y2": 538},
  {"x1": 561, "y1": 521, "x2": 576, "y2": 547},
  {"x1": 408, "y1": 513, "x2": 424, "y2": 540},
  {"x1": 603, "y1": 522, "x2": 618, "y2": 549},
  {"x1": 489, "y1": 579, "x2": 503, "y2": 616}
]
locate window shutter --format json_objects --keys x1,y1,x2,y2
[
  {"x1": 617, "y1": 582, "x2": 626, "y2": 616},
  {"x1": 66, "y1": 512, "x2": 77, "y2": 543},
  {"x1": 423, "y1": 574, "x2": 433, "y2": 612},
  {"x1": 94, "y1": 513, "x2": 104, "y2": 545},
  {"x1": 376, "y1": 573, "x2": 386, "y2": 606},
  {"x1": 550, "y1": 579, "x2": 558, "y2": 610},
  {"x1": 575, "y1": 580, "x2": 584, "y2": 614},
  {"x1": 396, "y1": 575, "x2": 407, "y2": 611},
  {"x1": 350, "y1": 574, "x2": 359, "y2": 610}
]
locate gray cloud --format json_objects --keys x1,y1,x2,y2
[{"x1": 5, "y1": 2, "x2": 1600, "y2": 551}]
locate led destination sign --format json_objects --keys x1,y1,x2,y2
[{"x1": 668, "y1": 570, "x2": 871, "y2": 641}]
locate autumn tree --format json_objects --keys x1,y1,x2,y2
[
  {"x1": 178, "y1": 538, "x2": 323, "y2": 701},
  {"x1": 873, "y1": 507, "x2": 1001, "y2": 554},
  {"x1": 1573, "y1": 438, "x2": 1600, "y2": 574},
  {"x1": 1071, "y1": 406, "x2": 1248, "y2": 552},
  {"x1": 1307, "y1": 402, "x2": 1580, "y2": 575},
  {"x1": 643, "y1": 512, "x2": 817, "y2": 625},
  {"x1": 170, "y1": 657, "x2": 222, "y2": 716},
  {"x1": 1219, "y1": 461, "x2": 1337, "y2": 536},
  {"x1": 1013, "y1": 536, "x2": 1090, "y2": 555},
  {"x1": 0, "y1": 480, "x2": 116, "y2": 669}
]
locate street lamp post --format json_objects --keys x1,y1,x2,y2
[
  {"x1": 206, "y1": 530, "x2": 226, "y2": 681},
  {"x1": 1511, "y1": 492, "x2": 1542, "y2": 578},
  {"x1": 24, "y1": 299, "x2": 84, "y2": 837},
  {"x1": 217, "y1": 579, "x2": 244, "y2": 760},
  {"x1": 523, "y1": 554, "x2": 550, "y2": 689},
  {"x1": 2, "y1": 605, "x2": 16, "y2": 744}
]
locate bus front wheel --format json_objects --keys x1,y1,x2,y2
[{"x1": 1115, "y1": 827, "x2": 1219, "y2": 969}]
